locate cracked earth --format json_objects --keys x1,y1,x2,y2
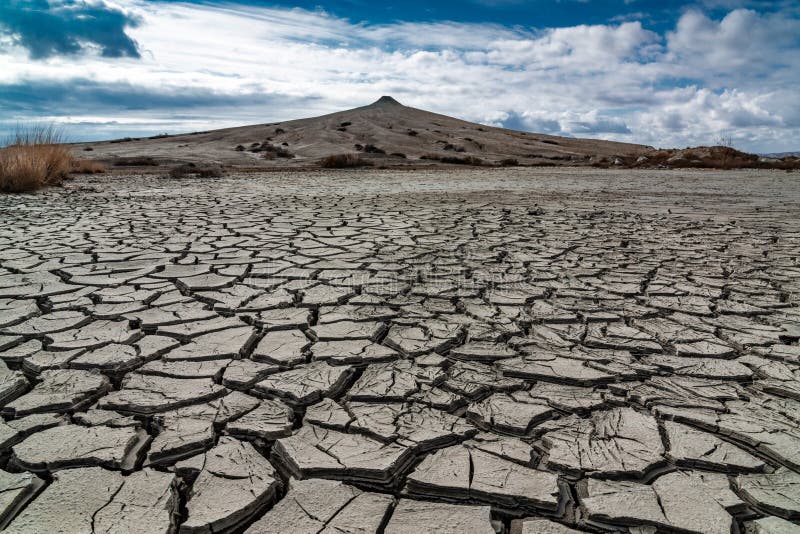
[{"x1": 0, "y1": 167, "x2": 799, "y2": 533}]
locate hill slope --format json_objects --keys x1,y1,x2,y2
[{"x1": 74, "y1": 96, "x2": 651, "y2": 168}]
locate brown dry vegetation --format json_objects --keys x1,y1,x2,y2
[
  {"x1": 0, "y1": 126, "x2": 73, "y2": 193},
  {"x1": 71, "y1": 159, "x2": 107, "y2": 174},
  {"x1": 320, "y1": 154, "x2": 373, "y2": 168},
  {"x1": 113, "y1": 156, "x2": 159, "y2": 166},
  {"x1": 421, "y1": 153, "x2": 484, "y2": 166},
  {"x1": 168, "y1": 162, "x2": 225, "y2": 178},
  {"x1": 632, "y1": 146, "x2": 800, "y2": 170}
]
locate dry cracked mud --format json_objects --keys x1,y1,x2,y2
[{"x1": 0, "y1": 167, "x2": 799, "y2": 533}]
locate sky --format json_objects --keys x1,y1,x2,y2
[{"x1": 1, "y1": 1, "x2": 799, "y2": 152}]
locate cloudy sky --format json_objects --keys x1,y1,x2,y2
[{"x1": 1, "y1": 0, "x2": 798, "y2": 152}]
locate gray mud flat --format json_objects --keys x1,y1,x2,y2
[{"x1": 0, "y1": 167, "x2": 799, "y2": 533}]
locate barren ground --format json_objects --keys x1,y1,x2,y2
[
  {"x1": 0, "y1": 167, "x2": 799, "y2": 533},
  {"x1": 73, "y1": 97, "x2": 649, "y2": 168}
]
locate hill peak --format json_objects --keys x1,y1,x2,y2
[
  {"x1": 370, "y1": 96, "x2": 403, "y2": 107},
  {"x1": 81, "y1": 95, "x2": 654, "y2": 168}
]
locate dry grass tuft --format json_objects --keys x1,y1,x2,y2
[
  {"x1": 0, "y1": 125, "x2": 73, "y2": 193},
  {"x1": 320, "y1": 154, "x2": 373, "y2": 168},
  {"x1": 71, "y1": 159, "x2": 107, "y2": 174}
]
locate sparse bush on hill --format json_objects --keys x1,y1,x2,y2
[
  {"x1": 363, "y1": 144, "x2": 386, "y2": 154},
  {"x1": 591, "y1": 159, "x2": 611, "y2": 169},
  {"x1": 499, "y1": 158, "x2": 519, "y2": 167},
  {"x1": 250, "y1": 142, "x2": 294, "y2": 158},
  {"x1": 0, "y1": 125, "x2": 72, "y2": 193},
  {"x1": 320, "y1": 154, "x2": 373, "y2": 168},
  {"x1": 266, "y1": 145, "x2": 293, "y2": 158}
]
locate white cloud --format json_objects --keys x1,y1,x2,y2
[
  {"x1": 666, "y1": 9, "x2": 800, "y2": 79},
  {"x1": 1, "y1": 1, "x2": 798, "y2": 152}
]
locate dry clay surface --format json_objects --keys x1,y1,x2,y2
[{"x1": 0, "y1": 167, "x2": 799, "y2": 533}]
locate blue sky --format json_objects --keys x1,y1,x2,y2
[{"x1": 1, "y1": 0, "x2": 799, "y2": 152}]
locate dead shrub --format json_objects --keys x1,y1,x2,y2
[
  {"x1": 499, "y1": 158, "x2": 519, "y2": 167},
  {"x1": 441, "y1": 155, "x2": 483, "y2": 166},
  {"x1": 168, "y1": 162, "x2": 224, "y2": 178},
  {"x1": 0, "y1": 147, "x2": 48, "y2": 192},
  {"x1": 251, "y1": 142, "x2": 293, "y2": 158},
  {"x1": 71, "y1": 160, "x2": 107, "y2": 174},
  {"x1": 113, "y1": 156, "x2": 159, "y2": 166},
  {"x1": 320, "y1": 154, "x2": 373, "y2": 168},
  {"x1": 419, "y1": 154, "x2": 483, "y2": 166},
  {"x1": 0, "y1": 125, "x2": 73, "y2": 192},
  {"x1": 267, "y1": 145, "x2": 293, "y2": 158},
  {"x1": 363, "y1": 144, "x2": 386, "y2": 154}
]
